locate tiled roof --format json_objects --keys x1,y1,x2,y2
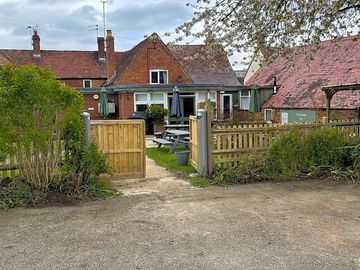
[
  {"x1": 246, "y1": 35, "x2": 360, "y2": 109},
  {"x1": 169, "y1": 45, "x2": 241, "y2": 86},
  {"x1": 0, "y1": 34, "x2": 239, "y2": 86},
  {"x1": 0, "y1": 49, "x2": 124, "y2": 79}
]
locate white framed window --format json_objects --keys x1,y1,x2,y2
[
  {"x1": 149, "y1": 70, "x2": 168, "y2": 84},
  {"x1": 239, "y1": 90, "x2": 250, "y2": 110},
  {"x1": 196, "y1": 91, "x2": 217, "y2": 103},
  {"x1": 83, "y1": 79, "x2": 92, "y2": 88},
  {"x1": 134, "y1": 92, "x2": 166, "y2": 112},
  {"x1": 264, "y1": 109, "x2": 272, "y2": 123}
]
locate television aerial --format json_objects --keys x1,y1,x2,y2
[{"x1": 100, "y1": 0, "x2": 114, "y2": 37}]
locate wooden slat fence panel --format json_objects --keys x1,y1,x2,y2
[
  {"x1": 212, "y1": 120, "x2": 360, "y2": 169},
  {"x1": 0, "y1": 141, "x2": 64, "y2": 179},
  {"x1": 189, "y1": 116, "x2": 199, "y2": 170},
  {"x1": 90, "y1": 120, "x2": 146, "y2": 179}
]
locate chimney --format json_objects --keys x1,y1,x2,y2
[
  {"x1": 97, "y1": 37, "x2": 105, "y2": 61},
  {"x1": 32, "y1": 30, "x2": 41, "y2": 57},
  {"x1": 106, "y1": 30, "x2": 114, "y2": 53},
  {"x1": 106, "y1": 30, "x2": 115, "y2": 80}
]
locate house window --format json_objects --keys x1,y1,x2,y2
[
  {"x1": 264, "y1": 109, "x2": 272, "y2": 123},
  {"x1": 83, "y1": 79, "x2": 92, "y2": 88},
  {"x1": 196, "y1": 91, "x2": 216, "y2": 103},
  {"x1": 134, "y1": 92, "x2": 166, "y2": 112},
  {"x1": 150, "y1": 70, "x2": 168, "y2": 84},
  {"x1": 239, "y1": 90, "x2": 250, "y2": 110}
]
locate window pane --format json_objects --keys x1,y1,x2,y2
[
  {"x1": 135, "y1": 94, "x2": 147, "y2": 102},
  {"x1": 150, "y1": 93, "x2": 164, "y2": 102},
  {"x1": 136, "y1": 104, "x2": 148, "y2": 112},
  {"x1": 198, "y1": 92, "x2": 207, "y2": 102},
  {"x1": 241, "y1": 90, "x2": 250, "y2": 96},
  {"x1": 209, "y1": 92, "x2": 216, "y2": 101},
  {"x1": 159, "y1": 71, "x2": 167, "y2": 84},
  {"x1": 240, "y1": 97, "x2": 250, "y2": 109},
  {"x1": 84, "y1": 80, "x2": 91, "y2": 88},
  {"x1": 151, "y1": 71, "x2": 158, "y2": 83},
  {"x1": 265, "y1": 110, "x2": 272, "y2": 121}
]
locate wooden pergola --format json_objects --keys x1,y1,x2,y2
[{"x1": 322, "y1": 83, "x2": 360, "y2": 123}]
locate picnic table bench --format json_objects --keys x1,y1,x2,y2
[{"x1": 152, "y1": 129, "x2": 190, "y2": 153}]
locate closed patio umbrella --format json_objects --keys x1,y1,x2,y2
[
  {"x1": 249, "y1": 86, "x2": 259, "y2": 113},
  {"x1": 171, "y1": 86, "x2": 182, "y2": 124},
  {"x1": 99, "y1": 87, "x2": 109, "y2": 118}
]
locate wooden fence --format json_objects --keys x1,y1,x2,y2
[
  {"x1": 90, "y1": 120, "x2": 146, "y2": 179},
  {"x1": 0, "y1": 141, "x2": 64, "y2": 179},
  {"x1": 212, "y1": 120, "x2": 360, "y2": 168},
  {"x1": 189, "y1": 116, "x2": 199, "y2": 170}
]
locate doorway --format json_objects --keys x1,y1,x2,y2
[
  {"x1": 221, "y1": 94, "x2": 233, "y2": 119},
  {"x1": 168, "y1": 95, "x2": 195, "y2": 124}
]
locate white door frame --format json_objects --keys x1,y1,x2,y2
[{"x1": 220, "y1": 94, "x2": 233, "y2": 117}]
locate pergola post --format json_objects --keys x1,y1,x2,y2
[
  {"x1": 322, "y1": 84, "x2": 360, "y2": 123},
  {"x1": 325, "y1": 90, "x2": 334, "y2": 123}
]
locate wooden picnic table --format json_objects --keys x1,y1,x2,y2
[
  {"x1": 164, "y1": 124, "x2": 189, "y2": 130},
  {"x1": 152, "y1": 129, "x2": 190, "y2": 153}
]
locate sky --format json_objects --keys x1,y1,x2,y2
[{"x1": 0, "y1": 0, "x2": 246, "y2": 69}]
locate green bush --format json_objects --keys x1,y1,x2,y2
[
  {"x1": 211, "y1": 153, "x2": 266, "y2": 186},
  {"x1": 264, "y1": 127, "x2": 356, "y2": 179},
  {"x1": 264, "y1": 129, "x2": 305, "y2": 179},
  {"x1": 303, "y1": 128, "x2": 352, "y2": 169},
  {"x1": 0, "y1": 64, "x2": 115, "y2": 208},
  {"x1": 0, "y1": 178, "x2": 45, "y2": 209},
  {"x1": 212, "y1": 127, "x2": 359, "y2": 185},
  {"x1": 146, "y1": 104, "x2": 168, "y2": 122}
]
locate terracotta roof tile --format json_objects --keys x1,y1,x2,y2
[
  {"x1": 0, "y1": 49, "x2": 124, "y2": 79},
  {"x1": 246, "y1": 35, "x2": 360, "y2": 109},
  {"x1": 169, "y1": 45, "x2": 240, "y2": 86}
]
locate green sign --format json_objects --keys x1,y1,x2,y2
[{"x1": 280, "y1": 110, "x2": 316, "y2": 124}]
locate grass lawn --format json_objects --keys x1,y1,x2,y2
[{"x1": 146, "y1": 147, "x2": 209, "y2": 188}]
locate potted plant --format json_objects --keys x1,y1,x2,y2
[{"x1": 146, "y1": 104, "x2": 169, "y2": 134}]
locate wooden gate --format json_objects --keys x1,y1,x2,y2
[
  {"x1": 189, "y1": 116, "x2": 198, "y2": 170},
  {"x1": 90, "y1": 120, "x2": 146, "y2": 179}
]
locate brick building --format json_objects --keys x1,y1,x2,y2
[
  {"x1": 0, "y1": 30, "x2": 246, "y2": 122},
  {"x1": 245, "y1": 35, "x2": 360, "y2": 124}
]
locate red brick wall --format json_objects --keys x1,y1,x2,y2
[
  {"x1": 113, "y1": 39, "x2": 192, "y2": 85},
  {"x1": 60, "y1": 79, "x2": 106, "y2": 88},
  {"x1": 83, "y1": 93, "x2": 118, "y2": 120},
  {"x1": 117, "y1": 93, "x2": 134, "y2": 119}
]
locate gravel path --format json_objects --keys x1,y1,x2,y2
[{"x1": 1, "y1": 161, "x2": 360, "y2": 269}]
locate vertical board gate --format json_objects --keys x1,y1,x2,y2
[{"x1": 90, "y1": 120, "x2": 146, "y2": 179}]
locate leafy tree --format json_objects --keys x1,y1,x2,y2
[{"x1": 175, "y1": 0, "x2": 360, "y2": 61}]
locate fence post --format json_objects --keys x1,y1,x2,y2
[
  {"x1": 81, "y1": 112, "x2": 91, "y2": 145},
  {"x1": 197, "y1": 109, "x2": 208, "y2": 176},
  {"x1": 205, "y1": 99, "x2": 213, "y2": 175}
]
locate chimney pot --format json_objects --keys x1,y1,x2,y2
[{"x1": 32, "y1": 30, "x2": 41, "y2": 57}]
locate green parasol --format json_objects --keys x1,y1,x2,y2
[{"x1": 99, "y1": 87, "x2": 109, "y2": 117}]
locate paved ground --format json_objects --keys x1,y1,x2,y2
[{"x1": 1, "y1": 160, "x2": 360, "y2": 269}]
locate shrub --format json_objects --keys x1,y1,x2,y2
[
  {"x1": 0, "y1": 64, "x2": 115, "y2": 208},
  {"x1": 146, "y1": 104, "x2": 168, "y2": 122},
  {"x1": 211, "y1": 152, "x2": 266, "y2": 185},
  {"x1": 303, "y1": 128, "x2": 352, "y2": 169},
  {"x1": 264, "y1": 129, "x2": 306, "y2": 179},
  {"x1": 0, "y1": 64, "x2": 83, "y2": 190},
  {"x1": 264, "y1": 127, "x2": 356, "y2": 179}
]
